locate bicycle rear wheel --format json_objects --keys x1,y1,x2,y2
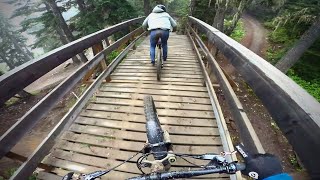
[
  {"x1": 143, "y1": 95, "x2": 167, "y2": 160},
  {"x1": 156, "y1": 46, "x2": 162, "y2": 81}
]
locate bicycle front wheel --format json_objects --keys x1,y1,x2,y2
[{"x1": 143, "y1": 95, "x2": 167, "y2": 160}]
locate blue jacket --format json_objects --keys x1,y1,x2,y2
[{"x1": 264, "y1": 173, "x2": 292, "y2": 180}]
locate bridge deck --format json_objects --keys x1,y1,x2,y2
[{"x1": 38, "y1": 34, "x2": 230, "y2": 179}]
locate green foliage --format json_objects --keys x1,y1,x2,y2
[
  {"x1": 72, "y1": 0, "x2": 138, "y2": 37},
  {"x1": 228, "y1": 20, "x2": 245, "y2": 42},
  {"x1": 252, "y1": 0, "x2": 320, "y2": 101},
  {"x1": 108, "y1": 50, "x2": 120, "y2": 63},
  {"x1": 3, "y1": 167, "x2": 38, "y2": 180},
  {"x1": 0, "y1": 12, "x2": 32, "y2": 68},
  {"x1": 288, "y1": 72, "x2": 320, "y2": 102},
  {"x1": 192, "y1": 0, "x2": 216, "y2": 24},
  {"x1": 168, "y1": 0, "x2": 189, "y2": 33}
]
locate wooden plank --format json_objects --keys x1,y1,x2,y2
[
  {"x1": 86, "y1": 104, "x2": 214, "y2": 119},
  {"x1": 44, "y1": 161, "x2": 229, "y2": 180},
  {"x1": 99, "y1": 87, "x2": 209, "y2": 98},
  {"x1": 79, "y1": 111, "x2": 217, "y2": 127},
  {"x1": 74, "y1": 117, "x2": 218, "y2": 136},
  {"x1": 114, "y1": 67, "x2": 202, "y2": 73},
  {"x1": 112, "y1": 72, "x2": 203, "y2": 79},
  {"x1": 124, "y1": 58, "x2": 198, "y2": 63},
  {"x1": 38, "y1": 171, "x2": 62, "y2": 180},
  {"x1": 116, "y1": 65, "x2": 201, "y2": 71},
  {"x1": 54, "y1": 140, "x2": 224, "y2": 168},
  {"x1": 95, "y1": 92, "x2": 211, "y2": 104},
  {"x1": 50, "y1": 149, "x2": 140, "y2": 174},
  {"x1": 93, "y1": 97, "x2": 213, "y2": 111},
  {"x1": 72, "y1": 120, "x2": 220, "y2": 137},
  {"x1": 113, "y1": 68, "x2": 203, "y2": 75},
  {"x1": 103, "y1": 82, "x2": 208, "y2": 92},
  {"x1": 51, "y1": 145, "x2": 219, "y2": 170},
  {"x1": 120, "y1": 63, "x2": 200, "y2": 68},
  {"x1": 109, "y1": 79, "x2": 205, "y2": 87},
  {"x1": 110, "y1": 76, "x2": 203, "y2": 83},
  {"x1": 61, "y1": 132, "x2": 222, "y2": 153},
  {"x1": 42, "y1": 157, "x2": 138, "y2": 180}
]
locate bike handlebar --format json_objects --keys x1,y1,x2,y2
[{"x1": 128, "y1": 163, "x2": 245, "y2": 180}]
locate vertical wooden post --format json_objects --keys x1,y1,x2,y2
[{"x1": 82, "y1": 42, "x2": 108, "y2": 83}]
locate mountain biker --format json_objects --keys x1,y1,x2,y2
[
  {"x1": 242, "y1": 153, "x2": 292, "y2": 180},
  {"x1": 142, "y1": 4, "x2": 177, "y2": 66}
]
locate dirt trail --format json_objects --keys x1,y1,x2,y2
[{"x1": 241, "y1": 14, "x2": 268, "y2": 57}]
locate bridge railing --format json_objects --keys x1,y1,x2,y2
[
  {"x1": 188, "y1": 16, "x2": 320, "y2": 178},
  {"x1": 0, "y1": 17, "x2": 146, "y2": 179}
]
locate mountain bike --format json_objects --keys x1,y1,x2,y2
[
  {"x1": 63, "y1": 95, "x2": 248, "y2": 180},
  {"x1": 156, "y1": 39, "x2": 163, "y2": 81}
]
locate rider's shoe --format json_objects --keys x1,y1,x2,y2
[{"x1": 151, "y1": 61, "x2": 155, "y2": 66}]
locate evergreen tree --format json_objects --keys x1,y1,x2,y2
[{"x1": 0, "y1": 12, "x2": 33, "y2": 70}]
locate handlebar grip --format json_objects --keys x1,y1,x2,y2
[{"x1": 235, "y1": 144, "x2": 253, "y2": 161}]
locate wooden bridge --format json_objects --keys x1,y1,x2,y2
[{"x1": 0, "y1": 16, "x2": 319, "y2": 180}]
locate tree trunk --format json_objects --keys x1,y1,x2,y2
[
  {"x1": 189, "y1": 0, "x2": 196, "y2": 16},
  {"x1": 275, "y1": 15, "x2": 320, "y2": 73},
  {"x1": 45, "y1": 0, "x2": 88, "y2": 63},
  {"x1": 44, "y1": 2, "x2": 81, "y2": 64},
  {"x1": 225, "y1": 0, "x2": 252, "y2": 35},
  {"x1": 76, "y1": 0, "x2": 86, "y2": 13},
  {"x1": 46, "y1": 0, "x2": 74, "y2": 42},
  {"x1": 0, "y1": 53, "x2": 15, "y2": 69},
  {"x1": 8, "y1": 33, "x2": 32, "y2": 62},
  {"x1": 213, "y1": 0, "x2": 228, "y2": 32},
  {"x1": 144, "y1": 0, "x2": 150, "y2": 16}
]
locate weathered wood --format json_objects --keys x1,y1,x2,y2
[
  {"x1": 38, "y1": 171, "x2": 61, "y2": 180},
  {"x1": 9, "y1": 31, "x2": 147, "y2": 180},
  {"x1": 112, "y1": 72, "x2": 203, "y2": 79},
  {"x1": 189, "y1": 24, "x2": 264, "y2": 154},
  {"x1": 32, "y1": 34, "x2": 235, "y2": 180},
  {"x1": 54, "y1": 140, "x2": 224, "y2": 166},
  {"x1": 95, "y1": 92, "x2": 211, "y2": 104},
  {"x1": 86, "y1": 104, "x2": 214, "y2": 119},
  {"x1": 189, "y1": 16, "x2": 320, "y2": 178},
  {"x1": 93, "y1": 97, "x2": 213, "y2": 110},
  {"x1": 99, "y1": 87, "x2": 209, "y2": 98},
  {"x1": 73, "y1": 118, "x2": 219, "y2": 136},
  {"x1": 0, "y1": 27, "x2": 143, "y2": 162},
  {"x1": 187, "y1": 30, "x2": 241, "y2": 180},
  {"x1": 79, "y1": 112, "x2": 217, "y2": 127},
  {"x1": 109, "y1": 79, "x2": 208, "y2": 87},
  {"x1": 69, "y1": 124, "x2": 218, "y2": 145},
  {"x1": 103, "y1": 82, "x2": 208, "y2": 91},
  {"x1": 61, "y1": 132, "x2": 222, "y2": 153},
  {"x1": 42, "y1": 158, "x2": 138, "y2": 179},
  {"x1": 0, "y1": 17, "x2": 145, "y2": 105}
]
